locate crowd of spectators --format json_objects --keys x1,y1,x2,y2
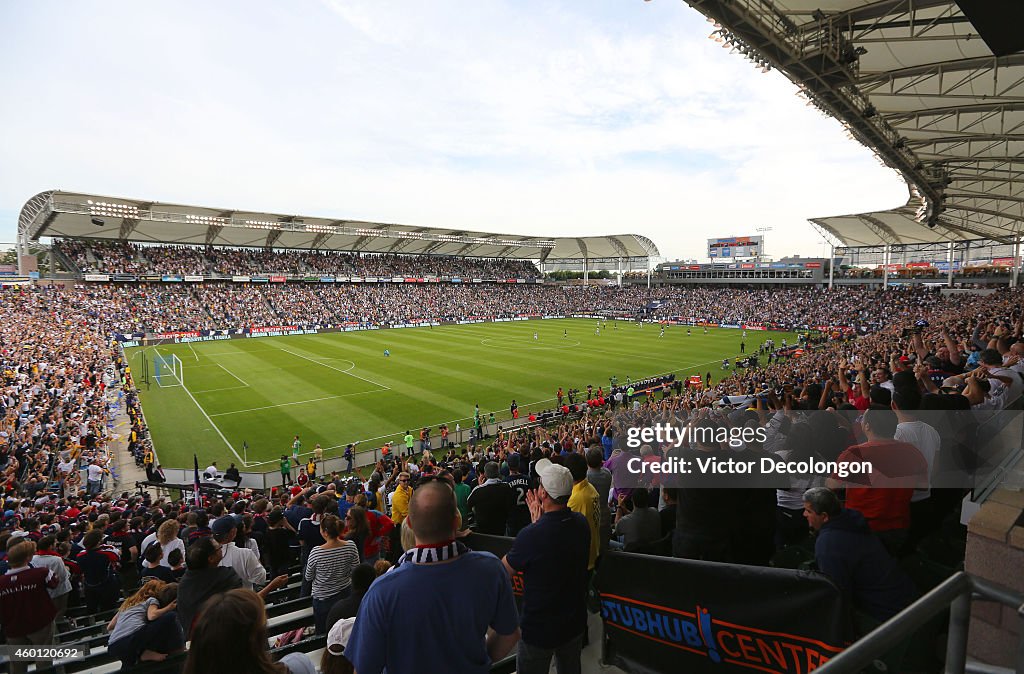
[
  {"x1": 2, "y1": 279, "x2": 1023, "y2": 672},
  {"x1": 138, "y1": 246, "x2": 208, "y2": 276},
  {"x1": 56, "y1": 241, "x2": 149, "y2": 275},
  {"x1": 1, "y1": 285, "x2": 121, "y2": 502},
  {"x1": 639, "y1": 285, "x2": 953, "y2": 332},
  {"x1": 203, "y1": 286, "x2": 280, "y2": 328},
  {"x1": 45, "y1": 282, "x2": 975, "y2": 337},
  {"x1": 55, "y1": 240, "x2": 542, "y2": 279}
]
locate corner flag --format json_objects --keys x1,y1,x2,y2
[{"x1": 193, "y1": 454, "x2": 202, "y2": 508}]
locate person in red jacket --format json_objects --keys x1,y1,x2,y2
[
  {"x1": 363, "y1": 507, "x2": 395, "y2": 563},
  {"x1": 1, "y1": 541, "x2": 60, "y2": 674},
  {"x1": 828, "y1": 409, "x2": 928, "y2": 555},
  {"x1": 353, "y1": 494, "x2": 395, "y2": 563}
]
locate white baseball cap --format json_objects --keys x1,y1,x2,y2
[
  {"x1": 327, "y1": 617, "x2": 356, "y2": 656},
  {"x1": 534, "y1": 458, "x2": 573, "y2": 500}
]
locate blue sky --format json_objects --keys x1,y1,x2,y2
[{"x1": 0, "y1": 0, "x2": 908, "y2": 261}]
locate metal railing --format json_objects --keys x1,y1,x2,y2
[{"x1": 818, "y1": 572, "x2": 1023, "y2": 673}]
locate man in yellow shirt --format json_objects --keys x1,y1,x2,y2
[
  {"x1": 565, "y1": 454, "x2": 601, "y2": 572},
  {"x1": 313, "y1": 443, "x2": 324, "y2": 474},
  {"x1": 390, "y1": 471, "x2": 413, "y2": 524},
  {"x1": 143, "y1": 447, "x2": 155, "y2": 480}
]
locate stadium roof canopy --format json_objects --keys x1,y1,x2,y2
[
  {"x1": 686, "y1": 0, "x2": 1024, "y2": 247},
  {"x1": 17, "y1": 190, "x2": 659, "y2": 262}
]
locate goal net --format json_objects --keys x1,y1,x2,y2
[{"x1": 153, "y1": 353, "x2": 184, "y2": 388}]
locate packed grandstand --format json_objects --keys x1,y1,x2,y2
[
  {"x1": 2, "y1": 232, "x2": 1023, "y2": 672},
  {"x1": 7, "y1": 0, "x2": 1024, "y2": 667}
]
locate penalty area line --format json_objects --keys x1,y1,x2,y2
[
  {"x1": 217, "y1": 362, "x2": 250, "y2": 388},
  {"x1": 209, "y1": 389, "x2": 384, "y2": 417},
  {"x1": 274, "y1": 345, "x2": 390, "y2": 391},
  {"x1": 179, "y1": 383, "x2": 250, "y2": 467}
]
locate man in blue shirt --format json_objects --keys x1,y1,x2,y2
[
  {"x1": 503, "y1": 459, "x2": 590, "y2": 674},
  {"x1": 346, "y1": 481, "x2": 520, "y2": 674},
  {"x1": 803, "y1": 487, "x2": 916, "y2": 624},
  {"x1": 601, "y1": 428, "x2": 615, "y2": 461}
]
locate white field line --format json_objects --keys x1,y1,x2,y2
[
  {"x1": 208, "y1": 389, "x2": 384, "y2": 417},
  {"x1": 274, "y1": 345, "x2": 390, "y2": 391},
  {"x1": 190, "y1": 385, "x2": 251, "y2": 394},
  {"x1": 179, "y1": 383, "x2": 249, "y2": 467},
  {"x1": 187, "y1": 343, "x2": 200, "y2": 362},
  {"x1": 185, "y1": 349, "x2": 281, "y2": 357},
  {"x1": 217, "y1": 363, "x2": 250, "y2": 388}
]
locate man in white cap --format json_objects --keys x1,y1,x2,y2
[{"x1": 502, "y1": 458, "x2": 590, "y2": 674}]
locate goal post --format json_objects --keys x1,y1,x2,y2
[{"x1": 153, "y1": 353, "x2": 184, "y2": 388}]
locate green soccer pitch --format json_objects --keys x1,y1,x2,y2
[{"x1": 125, "y1": 319, "x2": 798, "y2": 470}]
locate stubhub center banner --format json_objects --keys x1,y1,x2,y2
[{"x1": 597, "y1": 553, "x2": 848, "y2": 673}]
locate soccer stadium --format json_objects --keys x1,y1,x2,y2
[{"x1": 2, "y1": 1, "x2": 1024, "y2": 673}]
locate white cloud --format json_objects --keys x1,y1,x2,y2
[{"x1": 0, "y1": 0, "x2": 907, "y2": 260}]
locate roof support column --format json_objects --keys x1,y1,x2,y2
[
  {"x1": 947, "y1": 242, "x2": 954, "y2": 288},
  {"x1": 828, "y1": 245, "x2": 834, "y2": 290},
  {"x1": 583, "y1": 257, "x2": 588, "y2": 286},
  {"x1": 883, "y1": 244, "x2": 890, "y2": 290},
  {"x1": 1012, "y1": 236, "x2": 1022, "y2": 289}
]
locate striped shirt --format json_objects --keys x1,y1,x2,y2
[{"x1": 304, "y1": 541, "x2": 359, "y2": 599}]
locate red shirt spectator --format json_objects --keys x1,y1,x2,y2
[
  {"x1": 0, "y1": 542, "x2": 59, "y2": 640},
  {"x1": 830, "y1": 410, "x2": 927, "y2": 533},
  {"x1": 364, "y1": 510, "x2": 395, "y2": 560}
]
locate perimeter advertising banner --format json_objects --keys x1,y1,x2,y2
[{"x1": 596, "y1": 553, "x2": 848, "y2": 674}]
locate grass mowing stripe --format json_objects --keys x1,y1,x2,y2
[
  {"x1": 208, "y1": 389, "x2": 386, "y2": 417},
  {"x1": 306, "y1": 333, "x2": 548, "y2": 392},
  {"x1": 191, "y1": 385, "x2": 250, "y2": 394}
]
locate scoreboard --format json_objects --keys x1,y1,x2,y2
[{"x1": 708, "y1": 235, "x2": 763, "y2": 259}]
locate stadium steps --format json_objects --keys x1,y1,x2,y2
[
  {"x1": 33, "y1": 592, "x2": 315, "y2": 673},
  {"x1": 55, "y1": 563, "x2": 303, "y2": 637},
  {"x1": 50, "y1": 245, "x2": 81, "y2": 274}
]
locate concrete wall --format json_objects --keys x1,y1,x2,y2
[{"x1": 965, "y1": 487, "x2": 1024, "y2": 666}]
